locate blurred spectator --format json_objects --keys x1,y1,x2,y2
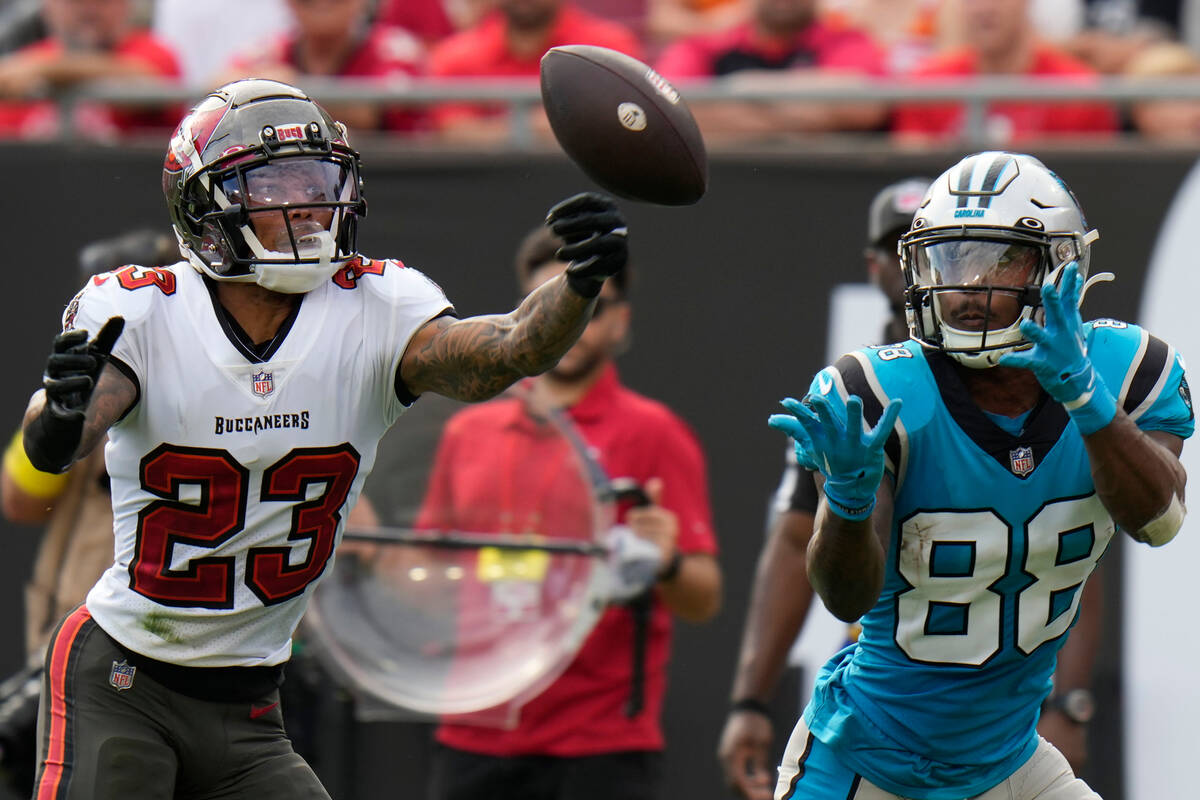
[
  {"x1": 893, "y1": 0, "x2": 1119, "y2": 144},
  {"x1": 653, "y1": 0, "x2": 887, "y2": 143},
  {"x1": 219, "y1": 0, "x2": 427, "y2": 134},
  {"x1": 820, "y1": 0, "x2": 940, "y2": 73},
  {"x1": 152, "y1": 0, "x2": 290, "y2": 87},
  {"x1": 936, "y1": 0, "x2": 1087, "y2": 47},
  {"x1": 428, "y1": 0, "x2": 641, "y2": 143},
  {"x1": 642, "y1": 0, "x2": 747, "y2": 53},
  {"x1": 1086, "y1": 0, "x2": 1176, "y2": 35},
  {"x1": 1125, "y1": 41, "x2": 1200, "y2": 140},
  {"x1": 0, "y1": 0, "x2": 180, "y2": 139},
  {"x1": 575, "y1": 0, "x2": 650, "y2": 42},
  {"x1": 572, "y1": 0, "x2": 747, "y2": 52},
  {"x1": 0, "y1": 0, "x2": 43, "y2": 55},
  {"x1": 1060, "y1": 0, "x2": 1180, "y2": 75},
  {"x1": 422, "y1": 224, "x2": 721, "y2": 800},
  {"x1": 1030, "y1": 0, "x2": 1087, "y2": 40},
  {"x1": 376, "y1": 0, "x2": 461, "y2": 45}
]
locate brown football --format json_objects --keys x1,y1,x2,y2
[{"x1": 540, "y1": 45, "x2": 708, "y2": 206}]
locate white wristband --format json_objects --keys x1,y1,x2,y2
[{"x1": 1131, "y1": 494, "x2": 1186, "y2": 547}]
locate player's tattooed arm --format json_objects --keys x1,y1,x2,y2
[
  {"x1": 22, "y1": 364, "x2": 136, "y2": 467},
  {"x1": 76, "y1": 365, "x2": 136, "y2": 457},
  {"x1": 400, "y1": 274, "x2": 593, "y2": 401}
]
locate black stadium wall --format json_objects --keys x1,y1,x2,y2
[{"x1": 0, "y1": 144, "x2": 1192, "y2": 799}]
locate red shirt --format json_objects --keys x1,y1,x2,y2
[
  {"x1": 654, "y1": 18, "x2": 885, "y2": 79},
  {"x1": 0, "y1": 32, "x2": 180, "y2": 139},
  {"x1": 377, "y1": 0, "x2": 456, "y2": 44},
  {"x1": 892, "y1": 45, "x2": 1119, "y2": 142},
  {"x1": 228, "y1": 26, "x2": 426, "y2": 131},
  {"x1": 427, "y1": 5, "x2": 642, "y2": 128},
  {"x1": 425, "y1": 366, "x2": 717, "y2": 756}
]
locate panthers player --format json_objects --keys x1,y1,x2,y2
[
  {"x1": 20, "y1": 79, "x2": 629, "y2": 799},
  {"x1": 768, "y1": 152, "x2": 1191, "y2": 799}
]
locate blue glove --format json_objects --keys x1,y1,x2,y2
[
  {"x1": 769, "y1": 399, "x2": 821, "y2": 472},
  {"x1": 996, "y1": 262, "x2": 1116, "y2": 436},
  {"x1": 768, "y1": 394, "x2": 902, "y2": 521}
]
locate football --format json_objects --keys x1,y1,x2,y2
[{"x1": 540, "y1": 45, "x2": 708, "y2": 206}]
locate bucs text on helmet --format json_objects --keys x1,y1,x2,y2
[
  {"x1": 162, "y1": 79, "x2": 367, "y2": 294},
  {"x1": 899, "y1": 151, "x2": 1105, "y2": 368}
]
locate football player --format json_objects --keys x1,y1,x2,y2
[
  {"x1": 20, "y1": 79, "x2": 629, "y2": 799},
  {"x1": 719, "y1": 176, "x2": 1109, "y2": 798},
  {"x1": 768, "y1": 152, "x2": 1191, "y2": 799}
]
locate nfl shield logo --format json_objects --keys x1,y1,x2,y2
[
  {"x1": 1010, "y1": 446, "x2": 1035, "y2": 477},
  {"x1": 251, "y1": 371, "x2": 274, "y2": 397},
  {"x1": 109, "y1": 660, "x2": 136, "y2": 691}
]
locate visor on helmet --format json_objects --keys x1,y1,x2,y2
[
  {"x1": 217, "y1": 158, "x2": 354, "y2": 260},
  {"x1": 913, "y1": 239, "x2": 1044, "y2": 333},
  {"x1": 914, "y1": 240, "x2": 1042, "y2": 292}
]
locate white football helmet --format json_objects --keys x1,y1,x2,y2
[{"x1": 899, "y1": 152, "x2": 1102, "y2": 368}]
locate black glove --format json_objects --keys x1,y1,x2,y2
[
  {"x1": 546, "y1": 193, "x2": 628, "y2": 299},
  {"x1": 24, "y1": 317, "x2": 124, "y2": 474}
]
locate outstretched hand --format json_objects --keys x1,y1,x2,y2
[
  {"x1": 44, "y1": 317, "x2": 125, "y2": 420},
  {"x1": 996, "y1": 262, "x2": 1089, "y2": 399},
  {"x1": 546, "y1": 193, "x2": 628, "y2": 298},
  {"x1": 768, "y1": 393, "x2": 901, "y2": 520},
  {"x1": 997, "y1": 263, "x2": 1116, "y2": 435},
  {"x1": 26, "y1": 316, "x2": 124, "y2": 474}
]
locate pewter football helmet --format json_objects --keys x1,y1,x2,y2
[{"x1": 162, "y1": 79, "x2": 366, "y2": 294}]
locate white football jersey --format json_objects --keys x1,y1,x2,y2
[{"x1": 67, "y1": 257, "x2": 451, "y2": 667}]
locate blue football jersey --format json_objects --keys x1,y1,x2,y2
[{"x1": 799, "y1": 321, "x2": 1193, "y2": 799}]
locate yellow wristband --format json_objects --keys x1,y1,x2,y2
[{"x1": 3, "y1": 431, "x2": 70, "y2": 499}]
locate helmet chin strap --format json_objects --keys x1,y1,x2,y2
[{"x1": 249, "y1": 230, "x2": 342, "y2": 294}]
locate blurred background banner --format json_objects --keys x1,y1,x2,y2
[{"x1": 0, "y1": 144, "x2": 1193, "y2": 798}]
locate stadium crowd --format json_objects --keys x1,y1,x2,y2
[{"x1": 0, "y1": 0, "x2": 1198, "y2": 143}]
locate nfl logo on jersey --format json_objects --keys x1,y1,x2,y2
[
  {"x1": 109, "y1": 660, "x2": 136, "y2": 691},
  {"x1": 1009, "y1": 446, "x2": 1035, "y2": 477},
  {"x1": 251, "y1": 371, "x2": 274, "y2": 397}
]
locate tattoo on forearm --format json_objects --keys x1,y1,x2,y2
[
  {"x1": 409, "y1": 277, "x2": 591, "y2": 401},
  {"x1": 78, "y1": 368, "x2": 136, "y2": 457}
]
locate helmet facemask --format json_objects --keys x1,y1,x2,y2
[
  {"x1": 184, "y1": 151, "x2": 363, "y2": 294},
  {"x1": 898, "y1": 152, "x2": 1103, "y2": 369},
  {"x1": 902, "y1": 229, "x2": 1048, "y2": 367},
  {"x1": 163, "y1": 81, "x2": 367, "y2": 295}
]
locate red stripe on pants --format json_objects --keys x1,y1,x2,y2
[{"x1": 37, "y1": 605, "x2": 92, "y2": 800}]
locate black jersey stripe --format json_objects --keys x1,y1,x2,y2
[
  {"x1": 835, "y1": 353, "x2": 903, "y2": 481},
  {"x1": 778, "y1": 731, "x2": 816, "y2": 800},
  {"x1": 776, "y1": 457, "x2": 819, "y2": 515},
  {"x1": 203, "y1": 276, "x2": 302, "y2": 364},
  {"x1": 108, "y1": 355, "x2": 141, "y2": 422},
  {"x1": 1122, "y1": 333, "x2": 1171, "y2": 418}
]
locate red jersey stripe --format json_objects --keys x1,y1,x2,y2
[{"x1": 37, "y1": 605, "x2": 92, "y2": 800}]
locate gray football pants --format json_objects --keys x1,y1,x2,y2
[{"x1": 34, "y1": 606, "x2": 329, "y2": 800}]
